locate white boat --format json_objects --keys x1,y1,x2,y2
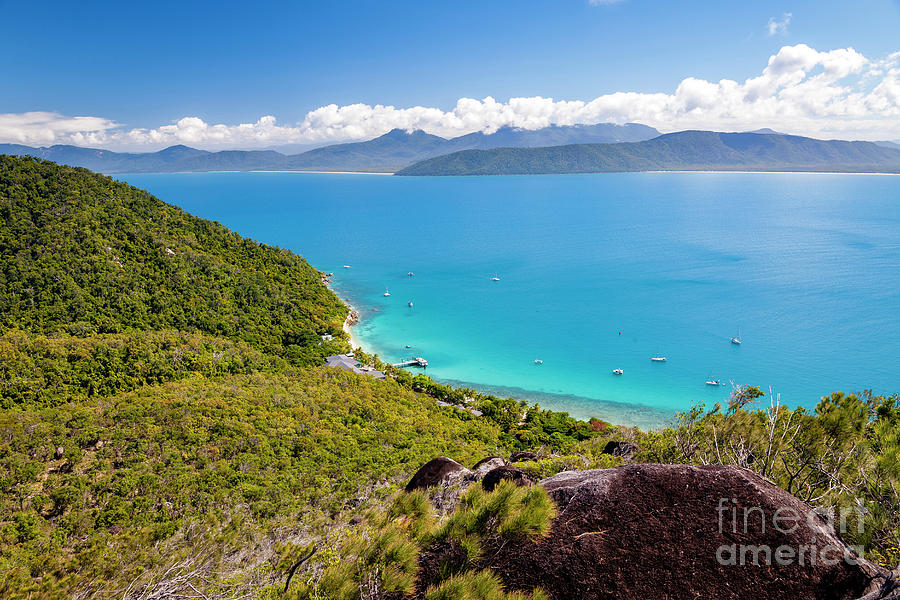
[
  {"x1": 731, "y1": 328, "x2": 742, "y2": 345},
  {"x1": 408, "y1": 301, "x2": 413, "y2": 307},
  {"x1": 491, "y1": 275, "x2": 500, "y2": 281},
  {"x1": 612, "y1": 368, "x2": 624, "y2": 375},
  {"x1": 650, "y1": 356, "x2": 667, "y2": 362},
  {"x1": 407, "y1": 272, "x2": 415, "y2": 276},
  {"x1": 534, "y1": 359, "x2": 543, "y2": 364},
  {"x1": 406, "y1": 344, "x2": 411, "y2": 348},
  {"x1": 343, "y1": 265, "x2": 351, "y2": 268},
  {"x1": 383, "y1": 287, "x2": 390, "y2": 297},
  {"x1": 706, "y1": 379, "x2": 722, "y2": 386}
]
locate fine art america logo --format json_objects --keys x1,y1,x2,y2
[{"x1": 715, "y1": 497, "x2": 866, "y2": 566}]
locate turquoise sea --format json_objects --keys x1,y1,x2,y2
[{"x1": 119, "y1": 172, "x2": 900, "y2": 428}]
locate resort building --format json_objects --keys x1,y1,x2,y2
[{"x1": 324, "y1": 353, "x2": 385, "y2": 379}]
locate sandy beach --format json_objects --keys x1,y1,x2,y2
[{"x1": 339, "y1": 302, "x2": 362, "y2": 350}]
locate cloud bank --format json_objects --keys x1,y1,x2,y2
[{"x1": 2, "y1": 44, "x2": 899, "y2": 151}]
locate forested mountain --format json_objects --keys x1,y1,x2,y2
[
  {"x1": 0, "y1": 122, "x2": 660, "y2": 173},
  {"x1": 451, "y1": 122, "x2": 660, "y2": 149},
  {"x1": 396, "y1": 130, "x2": 900, "y2": 175},
  {"x1": 0, "y1": 155, "x2": 347, "y2": 364}
]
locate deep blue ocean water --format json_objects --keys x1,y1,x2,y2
[{"x1": 119, "y1": 171, "x2": 900, "y2": 428}]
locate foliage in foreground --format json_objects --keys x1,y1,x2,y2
[
  {"x1": 0, "y1": 369, "x2": 503, "y2": 599},
  {"x1": 287, "y1": 482, "x2": 553, "y2": 600}
]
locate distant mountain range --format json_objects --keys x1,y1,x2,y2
[
  {"x1": 4, "y1": 125, "x2": 899, "y2": 176},
  {"x1": 0, "y1": 122, "x2": 660, "y2": 174},
  {"x1": 395, "y1": 131, "x2": 900, "y2": 176}
]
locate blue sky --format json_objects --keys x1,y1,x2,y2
[{"x1": 1, "y1": 0, "x2": 899, "y2": 148}]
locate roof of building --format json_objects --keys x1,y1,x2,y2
[{"x1": 324, "y1": 354, "x2": 385, "y2": 379}]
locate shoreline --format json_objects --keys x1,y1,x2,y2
[
  {"x1": 322, "y1": 272, "x2": 673, "y2": 428},
  {"x1": 342, "y1": 307, "x2": 362, "y2": 350},
  {"x1": 115, "y1": 169, "x2": 900, "y2": 177},
  {"x1": 113, "y1": 170, "x2": 395, "y2": 176}
]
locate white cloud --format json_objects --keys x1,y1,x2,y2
[
  {"x1": 767, "y1": 13, "x2": 792, "y2": 36},
  {"x1": 2, "y1": 44, "x2": 899, "y2": 150},
  {"x1": 0, "y1": 112, "x2": 119, "y2": 146}
]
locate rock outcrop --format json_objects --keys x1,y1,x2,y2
[{"x1": 417, "y1": 463, "x2": 884, "y2": 600}]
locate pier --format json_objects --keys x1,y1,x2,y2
[{"x1": 393, "y1": 357, "x2": 428, "y2": 368}]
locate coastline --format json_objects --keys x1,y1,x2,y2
[
  {"x1": 111, "y1": 170, "x2": 396, "y2": 176},
  {"x1": 342, "y1": 307, "x2": 362, "y2": 350},
  {"x1": 321, "y1": 271, "x2": 673, "y2": 428},
  {"x1": 114, "y1": 169, "x2": 899, "y2": 178}
]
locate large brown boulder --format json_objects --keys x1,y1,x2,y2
[
  {"x1": 405, "y1": 457, "x2": 471, "y2": 492},
  {"x1": 424, "y1": 464, "x2": 883, "y2": 599}
]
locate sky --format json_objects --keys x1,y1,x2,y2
[{"x1": 1, "y1": 0, "x2": 899, "y2": 150}]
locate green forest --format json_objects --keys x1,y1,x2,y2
[{"x1": 1, "y1": 155, "x2": 898, "y2": 599}]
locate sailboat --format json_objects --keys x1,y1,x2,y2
[
  {"x1": 731, "y1": 328, "x2": 742, "y2": 345},
  {"x1": 491, "y1": 275, "x2": 500, "y2": 281},
  {"x1": 383, "y1": 287, "x2": 390, "y2": 297}
]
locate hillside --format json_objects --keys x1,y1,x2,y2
[
  {"x1": 0, "y1": 155, "x2": 346, "y2": 365},
  {"x1": 395, "y1": 130, "x2": 900, "y2": 175},
  {"x1": 0, "y1": 122, "x2": 660, "y2": 174}
]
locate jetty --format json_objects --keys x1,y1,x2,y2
[{"x1": 393, "y1": 357, "x2": 429, "y2": 368}]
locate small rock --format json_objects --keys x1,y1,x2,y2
[
  {"x1": 509, "y1": 451, "x2": 543, "y2": 463},
  {"x1": 406, "y1": 457, "x2": 472, "y2": 492},
  {"x1": 349, "y1": 516, "x2": 364, "y2": 526},
  {"x1": 602, "y1": 440, "x2": 639, "y2": 460},
  {"x1": 55, "y1": 446, "x2": 64, "y2": 459},
  {"x1": 471, "y1": 457, "x2": 506, "y2": 477},
  {"x1": 481, "y1": 466, "x2": 535, "y2": 492}
]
